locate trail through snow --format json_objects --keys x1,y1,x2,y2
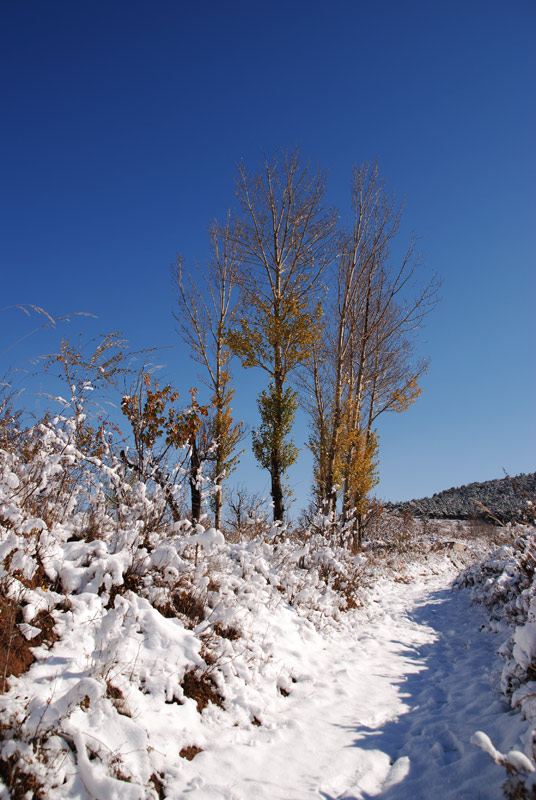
[{"x1": 174, "y1": 571, "x2": 524, "y2": 799}]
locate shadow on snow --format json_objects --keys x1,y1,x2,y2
[{"x1": 319, "y1": 585, "x2": 514, "y2": 800}]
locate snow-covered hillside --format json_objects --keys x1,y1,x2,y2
[{"x1": 389, "y1": 472, "x2": 536, "y2": 525}]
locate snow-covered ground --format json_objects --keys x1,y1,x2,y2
[
  {"x1": 1, "y1": 416, "x2": 534, "y2": 798},
  {"x1": 171, "y1": 568, "x2": 527, "y2": 800},
  {"x1": 2, "y1": 537, "x2": 533, "y2": 800}
]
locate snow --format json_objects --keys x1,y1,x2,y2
[
  {"x1": 2, "y1": 542, "x2": 532, "y2": 799},
  {"x1": 0, "y1": 415, "x2": 534, "y2": 798},
  {"x1": 168, "y1": 571, "x2": 527, "y2": 800},
  {"x1": 506, "y1": 750, "x2": 535, "y2": 773},
  {"x1": 188, "y1": 527, "x2": 226, "y2": 550},
  {"x1": 513, "y1": 621, "x2": 536, "y2": 671}
]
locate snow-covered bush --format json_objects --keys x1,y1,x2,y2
[
  {"x1": 0, "y1": 358, "x2": 511, "y2": 796},
  {"x1": 457, "y1": 529, "x2": 535, "y2": 628},
  {"x1": 0, "y1": 397, "x2": 385, "y2": 796},
  {"x1": 458, "y1": 527, "x2": 536, "y2": 797}
]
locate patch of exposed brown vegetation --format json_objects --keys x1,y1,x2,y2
[
  {"x1": 106, "y1": 571, "x2": 144, "y2": 609},
  {"x1": 0, "y1": 596, "x2": 58, "y2": 694},
  {"x1": 0, "y1": 742, "x2": 46, "y2": 800},
  {"x1": 181, "y1": 669, "x2": 224, "y2": 713},
  {"x1": 150, "y1": 771, "x2": 166, "y2": 797},
  {"x1": 179, "y1": 745, "x2": 203, "y2": 761},
  {"x1": 213, "y1": 622, "x2": 241, "y2": 640},
  {"x1": 106, "y1": 681, "x2": 131, "y2": 716},
  {"x1": 157, "y1": 588, "x2": 206, "y2": 628}
]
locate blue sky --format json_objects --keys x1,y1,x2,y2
[{"x1": 1, "y1": 0, "x2": 534, "y2": 514}]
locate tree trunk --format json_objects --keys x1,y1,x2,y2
[
  {"x1": 271, "y1": 325, "x2": 285, "y2": 522},
  {"x1": 271, "y1": 456, "x2": 284, "y2": 522},
  {"x1": 189, "y1": 437, "x2": 202, "y2": 524},
  {"x1": 271, "y1": 372, "x2": 285, "y2": 522},
  {"x1": 214, "y1": 483, "x2": 222, "y2": 530}
]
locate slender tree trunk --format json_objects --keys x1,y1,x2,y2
[
  {"x1": 272, "y1": 357, "x2": 285, "y2": 522},
  {"x1": 213, "y1": 400, "x2": 224, "y2": 530},
  {"x1": 214, "y1": 484, "x2": 222, "y2": 530},
  {"x1": 270, "y1": 293, "x2": 286, "y2": 522},
  {"x1": 324, "y1": 328, "x2": 345, "y2": 516},
  {"x1": 189, "y1": 436, "x2": 202, "y2": 524},
  {"x1": 310, "y1": 348, "x2": 330, "y2": 511},
  {"x1": 271, "y1": 455, "x2": 284, "y2": 522}
]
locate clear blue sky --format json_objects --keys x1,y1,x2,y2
[{"x1": 1, "y1": 0, "x2": 534, "y2": 513}]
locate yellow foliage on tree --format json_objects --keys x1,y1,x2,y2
[
  {"x1": 334, "y1": 394, "x2": 379, "y2": 524},
  {"x1": 227, "y1": 296, "x2": 324, "y2": 377},
  {"x1": 387, "y1": 375, "x2": 423, "y2": 414},
  {"x1": 303, "y1": 161, "x2": 439, "y2": 533}
]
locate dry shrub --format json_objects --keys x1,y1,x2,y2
[
  {"x1": 0, "y1": 405, "x2": 23, "y2": 454},
  {"x1": 157, "y1": 588, "x2": 206, "y2": 628},
  {"x1": 0, "y1": 595, "x2": 58, "y2": 694},
  {"x1": 171, "y1": 590, "x2": 206, "y2": 625},
  {"x1": 150, "y1": 772, "x2": 166, "y2": 798},
  {"x1": 179, "y1": 746, "x2": 203, "y2": 761},
  {"x1": 0, "y1": 594, "x2": 34, "y2": 694},
  {"x1": 331, "y1": 571, "x2": 367, "y2": 611},
  {"x1": 181, "y1": 669, "x2": 224, "y2": 713},
  {"x1": 212, "y1": 622, "x2": 240, "y2": 641},
  {"x1": 465, "y1": 516, "x2": 511, "y2": 546},
  {"x1": 3, "y1": 546, "x2": 61, "y2": 595},
  {"x1": 0, "y1": 747, "x2": 46, "y2": 800},
  {"x1": 106, "y1": 571, "x2": 144, "y2": 609}
]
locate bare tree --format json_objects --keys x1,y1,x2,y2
[
  {"x1": 172, "y1": 219, "x2": 244, "y2": 530},
  {"x1": 223, "y1": 484, "x2": 268, "y2": 540},
  {"x1": 304, "y1": 161, "x2": 439, "y2": 546}
]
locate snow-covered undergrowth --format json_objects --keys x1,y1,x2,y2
[
  {"x1": 0, "y1": 421, "x2": 355, "y2": 797},
  {"x1": 0, "y1": 406, "x2": 521, "y2": 798},
  {"x1": 457, "y1": 528, "x2": 536, "y2": 798}
]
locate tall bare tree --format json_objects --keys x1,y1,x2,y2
[
  {"x1": 227, "y1": 149, "x2": 337, "y2": 522},
  {"x1": 172, "y1": 218, "x2": 244, "y2": 530},
  {"x1": 305, "y1": 161, "x2": 439, "y2": 544}
]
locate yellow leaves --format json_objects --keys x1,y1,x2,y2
[
  {"x1": 389, "y1": 376, "x2": 422, "y2": 413},
  {"x1": 225, "y1": 318, "x2": 267, "y2": 370},
  {"x1": 225, "y1": 277, "x2": 325, "y2": 381},
  {"x1": 226, "y1": 299, "x2": 323, "y2": 377},
  {"x1": 331, "y1": 393, "x2": 379, "y2": 517}
]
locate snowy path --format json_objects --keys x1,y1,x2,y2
[{"x1": 172, "y1": 572, "x2": 524, "y2": 799}]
